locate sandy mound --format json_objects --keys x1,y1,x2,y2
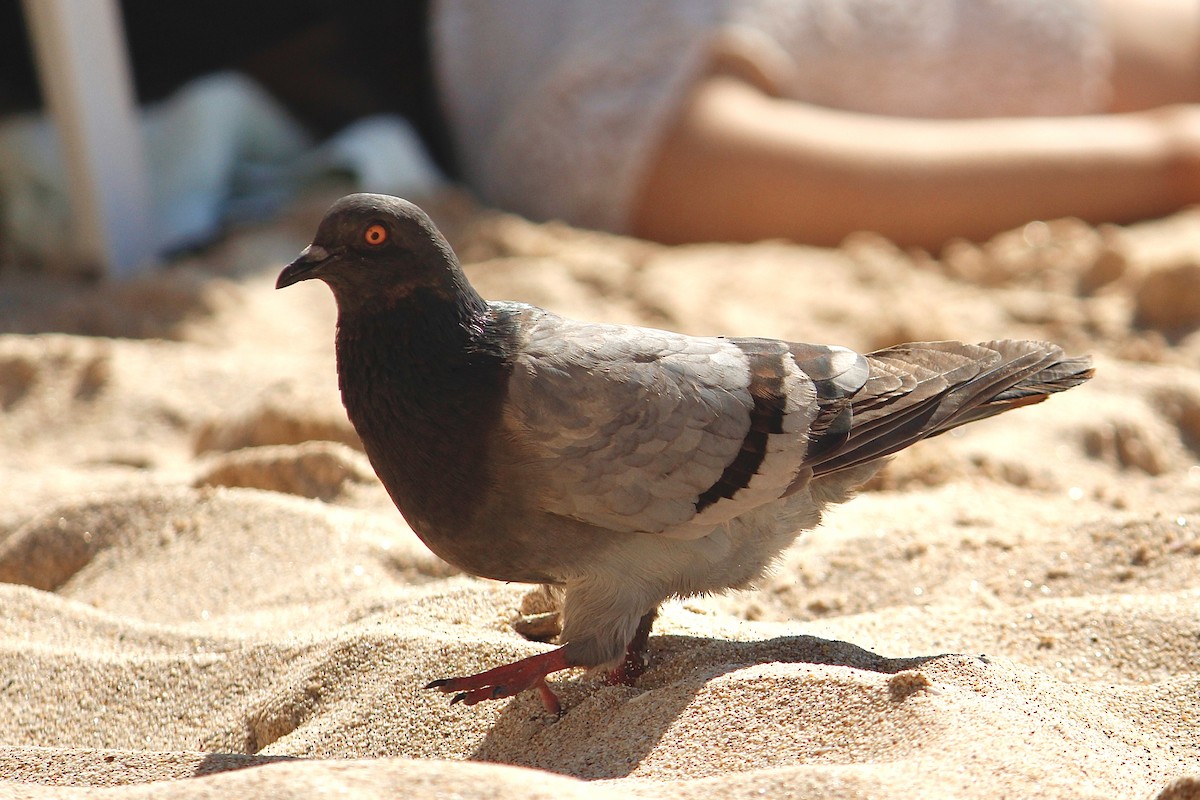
[{"x1": 1, "y1": 187, "x2": 1198, "y2": 799}]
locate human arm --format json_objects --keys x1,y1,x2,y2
[{"x1": 631, "y1": 73, "x2": 1200, "y2": 249}]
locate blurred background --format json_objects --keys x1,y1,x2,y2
[
  {"x1": 0, "y1": 0, "x2": 451, "y2": 276},
  {"x1": 0, "y1": 1, "x2": 448, "y2": 157}
]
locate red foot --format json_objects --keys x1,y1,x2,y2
[
  {"x1": 603, "y1": 649, "x2": 647, "y2": 687},
  {"x1": 604, "y1": 609, "x2": 658, "y2": 687},
  {"x1": 426, "y1": 647, "x2": 574, "y2": 714}
]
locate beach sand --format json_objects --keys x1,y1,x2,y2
[{"x1": 2, "y1": 186, "x2": 1198, "y2": 799}]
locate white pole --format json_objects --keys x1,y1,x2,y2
[{"x1": 22, "y1": 0, "x2": 157, "y2": 277}]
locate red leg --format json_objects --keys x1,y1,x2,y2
[
  {"x1": 604, "y1": 609, "x2": 658, "y2": 686},
  {"x1": 426, "y1": 646, "x2": 575, "y2": 713}
]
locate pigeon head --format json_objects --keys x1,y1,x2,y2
[{"x1": 276, "y1": 193, "x2": 476, "y2": 312}]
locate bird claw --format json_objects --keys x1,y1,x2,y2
[
  {"x1": 444, "y1": 685, "x2": 507, "y2": 706},
  {"x1": 439, "y1": 677, "x2": 561, "y2": 714},
  {"x1": 425, "y1": 647, "x2": 573, "y2": 713}
]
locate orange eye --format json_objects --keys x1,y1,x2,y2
[{"x1": 363, "y1": 224, "x2": 388, "y2": 246}]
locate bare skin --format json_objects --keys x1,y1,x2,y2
[
  {"x1": 1098, "y1": 0, "x2": 1200, "y2": 112},
  {"x1": 631, "y1": 0, "x2": 1200, "y2": 249}
]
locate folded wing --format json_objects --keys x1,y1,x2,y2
[{"x1": 502, "y1": 304, "x2": 1092, "y2": 537}]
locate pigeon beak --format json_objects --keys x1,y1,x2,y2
[{"x1": 276, "y1": 244, "x2": 332, "y2": 289}]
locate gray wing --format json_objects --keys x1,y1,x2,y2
[
  {"x1": 502, "y1": 306, "x2": 1091, "y2": 537},
  {"x1": 503, "y1": 309, "x2": 849, "y2": 536}
]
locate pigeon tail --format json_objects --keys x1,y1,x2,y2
[{"x1": 807, "y1": 340, "x2": 1093, "y2": 478}]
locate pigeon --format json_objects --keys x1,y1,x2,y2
[{"x1": 276, "y1": 193, "x2": 1093, "y2": 714}]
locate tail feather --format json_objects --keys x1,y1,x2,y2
[
  {"x1": 806, "y1": 340, "x2": 1093, "y2": 478},
  {"x1": 952, "y1": 351, "x2": 1094, "y2": 427}
]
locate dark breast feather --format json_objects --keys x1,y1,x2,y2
[{"x1": 334, "y1": 293, "x2": 520, "y2": 543}]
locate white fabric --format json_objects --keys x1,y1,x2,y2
[{"x1": 432, "y1": 0, "x2": 1111, "y2": 233}]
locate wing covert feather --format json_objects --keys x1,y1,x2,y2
[{"x1": 505, "y1": 310, "x2": 757, "y2": 534}]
